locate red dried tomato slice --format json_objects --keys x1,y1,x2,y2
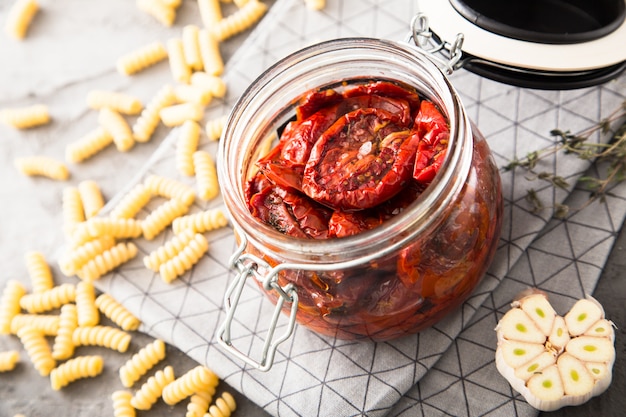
[
  {"x1": 412, "y1": 100, "x2": 449, "y2": 184},
  {"x1": 343, "y1": 81, "x2": 421, "y2": 116},
  {"x1": 302, "y1": 108, "x2": 420, "y2": 211}
]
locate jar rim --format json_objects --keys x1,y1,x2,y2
[{"x1": 218, "y1": 37, "x2": 474, "y2": 267}]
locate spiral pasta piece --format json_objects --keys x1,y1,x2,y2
[
  {"x1": 17, "y1": 325, "x2": 55, "y2": 376},
  {"x1": 176, "y1": 120, "x2": 201, "y2": 176},
  {"x1": 197, "y1": 0, "x2": 222, "y2": 28},
  {"x1": 110, "y1": 183, "x2": 152, "y2": 219},
  {"x1": 193, "y1": 150, "x2": 219, "y2": 201},
  {"x1": 4, "y1": 0, "x2": 39, "y2": 40},
  {"x1": 119, "y1": 339, "x2": 166, "y2": 387},
  {"x1": 0, "y1": 350, "x2": 20, "y2": 372},
  {"x1": 186, "y1": 386, "x2": 216, "y2": 417},
  {"x1": 182, "y1": 24, "x2": 203, "y2": 71},
  {"x1": 304, "y1": 0, "x2": 325, "y2": 10},
  {"x1": 52, "y1": 303, "x2": 78, "y2": 360},
  {"x1": 174, "y1": 84, "x2": 212, "y2": 105},
  {"x1": 112, "y1": 390, "x2": 135, "y2": 417},
  {"x1": 159, "y1": 233, "x2": 209, "y2": 283},
  {"x1": 98, "y1": 108, "x2": 135, "y2": 152},
  {"x1": 24, "y1": 251, "x2": 54, "y2": 293},
  {"x1": 59, "y1": 235, "x2": 116, "y2": 276},
  {"x1": 50, "y1": 355, "x2": 104, "y2": 390},
  {"x1": 143, "y1": 229, "x2": 195, "y2": 271},
  {"x1": 131, "y1": 365, "x2": 175, "y2": 410},
  {"x1": 76, "y1": 242, "x2": 138, "y2": 282},
  {"x1": 210, "y1": 0, "x2": 267, "y2": 42},
  {"x1": 76, "y1": 281, "x2": 99, "y2": 327},
  {"x1": 15, "y1": 156, "x2": 69, "y2": 180},
  {"x1": 19, "y1": 283, "x2": 76, "y2": 314},
  {"x1": 145, "y1": 174, "x2": 195, "y2": 206},
  {"x1": 62, "y1": 187, "x2": 86, "y2": 238},
  {"x1": 137, "y1": 0, "x2": 176, "y2": 27},
  {"x1": 167, "y1": 38, "x2": 191, "y2": 83},
  {"x1": 117, "y1": 41, "x2": 168, "y2": 76},
  {"x1": 72, "y1": 325, "x2": 131, "y2": 353},
  {"x1": 205, "y1": 115, "x2": 228, "y2": 141},
  {"x1": 197, "y1": 30, "x2": 224, "y2": 76},
  {"x1": 132, "y1": 84, "x2": 176, "y2": 143},
  {"x1": 0, "y1": 280, "x2": 27, "y2": 335},
  {"x1": 78, "y1": 180, "x2": 105, "y2": 219},
  {"x1": 159, "y1": 102, "x2": 204, "y2": 127},
  {"x1": 142, "y1": 198, "x2": 191, "y2": 240},
  {"x1": 172, "y1": 208, "x2": 228, "y2": 234},
  {"x1": 85, "y1": 217, "x2": 143, "y2": 240},
  {"x1": 10, "y1": 314, "x2": 60, "y2": 336},
  {"x1": 65, "y1": 127, "x2": 114, "y2": 163},
  {"x1": 162, "y1": 365, "x2": 218, "y2": 405},
  {"x1": 0, "y1": 104, "x2": 49, "y2": 128},
  {"x1": 86, "y1": 90, "x2": 143, "y2": 115},
  {"x1": 190, "y1": 72, "x2": 226, "y2": 98},
  {"x1": 206, "y1": 392, "x2": 237, "y2": 417},
  {"x1": 94, "y1": 293, "x2": 141, "y2": 331}
]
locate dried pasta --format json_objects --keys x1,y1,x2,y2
[
  {"x1": 210, "y1": 0, "x2": 268, "y2": 42},
  {"x1": 159, "y1": 102, "x2": 204, "y2": 127},
  {"x1": 50, "y1": 355, "x2": 104, "y2": 390},
  {"x1": 161, "y1": 365, "x2": 218, "y2": 405},
  {"x1": 176, "y1": 120, "x2": 201, "y2": 176},
  {"x1": 182, "y1": 25, "x2": 203, "y2": 71},
  {"x1": 0, "y1": 280, "x2": 27, "y2": 335},
  {"x1": 142, "y1": 197, "x2": 191, "y2": 240},
  {"x1": 137, "y1": 0, "x2": 177, "y2": 27},
  {"x1": 198, "y1": 0, "x2": 222, "y2": 28},
  {"x1": 205, "y1": 115, "x2": 228, "y2": 141},
  {"x1": 110, "y1": 183, "x2": 152, "y2": 219},
  {"x1": 144, "y1": 174, "x2": 196, "y2": 205},
  {"x1": 76, "y1": 242, "x2": 138, "y2": 282},
  {"x1": 65, "y1": 127, "x2": 114, "y2": 163},
  {"x1": 116, "y1": 41, "x2": 168, "y2": 76},
  {"x1": 0, "y1": 350, "x2": 20, "y2": 372},
  {"x1": 174, "y1": 84, "x2": 212, "y2": 106},
  {"x1": 206, "y1": 391, "x2": 237, "y2": 417},
  {"x1": 159, "y1": 233, "x2": 209, "y2": 283},
  {"x1": 52, "y1": 304, "x2": 78, "y2": 360},
  {"x1": 24, "y1": 251, "x2": 54, "y2": 293},
  {"x1": 132, "y1": 84, "x2": 176, "y2": 143},
  {"x1": 85, "y1": 217, "x2": 143, "y2": 240},
  {"x1": 190, "y1": 72, "x2": 226, "y2": 98},
  {"x1": 76, "y1": 281, "x2": 100, "y2": 327},
  {"x1": 98, "y1": 108, "x2": 135, "y2": 152},
  {"x1": 119, "y1": 338, "x2": 166, "y2": 388},
  {"x1": 167, "y1": 38, "x2": 192, "y2": 84},
  {"x1": 4, "y1": 0, "x2": 39, "y2": 40},
  {"x1": 72, "y1": 325, "x2": 131, "y2": 353},
  {"x1": 143, "y1": 229, "x2": 195, "y2": 271},
  {"x1": 14, "y1": 156, "x2": 69, "y2": 181},
  {"x1": 62, "y1": 187, "x2": 85, "y2": 238},
  {"x1": 233, "y1": 0, "x2": 249, "y2": 7},
  {"x1": 186, "y1": 387, "x2": 216, "y2": 417},
  {"x1": 131, "y1": 365, "x2": 175, "y2": 410},
  {"x1": 94, "y1": 293, "x2": 141, "y2": 331},
  {"x1": 58, "y1": 235, "x2": 116, "y2": 276},
  {"x1": 193, "y1": 150, "x2": 219, "y2": 201},
  {"x1": 172, "y1": 208, "x2": 228, "y2": 234},
  {"x1": 19, "y1": 283, "x2": 76, "y2": 314},
  {"x1": 10, "y1": 314, "x2": 60, "y2": 336},
  {"x1": 78, "y1": 180, "x2": 105, "y2": 219},
  {"x1": 197, "y1": 30, "x2": 224, "y2": 76},
  {"x1": 0, "y1": 104, "x2": 49, "y2": 128},
  {"x1": 86, "y1": 90, "x2": 143, "y2": 115},
  {"x1": 17, "y1": 325, "x2": 55, "y2": 377},
  {"x1": 304, "y1": 0, "x2": 325, "y2": 10},
  {"x1": 112, "y1": 390, "x2": 135, "y2": 417}
]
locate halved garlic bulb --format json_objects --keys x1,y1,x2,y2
[{"x1": 495, "y1": 291, "x2": 615, "y2": 412}]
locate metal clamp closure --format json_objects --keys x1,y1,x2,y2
[{"x1": 407, "y1": 13, "x2": 465, "y2": 75}]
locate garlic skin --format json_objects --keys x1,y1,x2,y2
[{"x1": 495, "y1": 292, "x2": 615, "y2": 412}]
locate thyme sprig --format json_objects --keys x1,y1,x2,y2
[{"x1": 503, "y1": 100, "x2": 626, "y2": 218}]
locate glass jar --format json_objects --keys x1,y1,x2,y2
[{"x1": 217, "y1": 38, "x2": 502, "y2": 369}]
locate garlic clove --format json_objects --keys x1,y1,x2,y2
[
  {"x1": 548, "y1": 316, "x2": 570, "y2": 352},
  {"x1": 516, "y1": 293, "x2": 557, "y2": 336},
  {"x1": 557, "y1": 353, "x2": 595, "y2": 397},
  {"x1": 496, "y1": 308, "x2": 546, "y2": 344},
  {"x1": 563, "y1": 297, "x2": 604, "y2": 336},
  {"x1": 498, "y1": 339, "x2": 546, "y2": 369},
  {"x1": 526, "y1": 364, "x2": 564, "y2": 404},
  {"x1": 583, "y1": 318, "x2": 615, "y2": 340},
  {"x1": 565, "y1": 336, "x2": 615, "y2": 364},
  {"x1": 514, "y1": 351, "x2": 556, "y2": 382}
]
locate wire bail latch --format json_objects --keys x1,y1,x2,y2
[{"x1": 407, "y1": 13, "x2": 465, "y2": 75}]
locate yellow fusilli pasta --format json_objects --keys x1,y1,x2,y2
[
  {"x1": 167, "y1": 38, "x2": 192, "y2": 84},
  {"x1": 59, "y1": 235, "x2": 116, "y2": 276},
  {"x1": 98, "y1": 108, "x2": 135, "y2": 152},
  {"x1": 116, "y1": 41, "x2": 168, "y2": 76},
  {"x1": 172, "y1": 208, "x2": 228, "y2": 234},
  {"x1": 143, "y1": 229, "x2": 195, "y2": 272},
  {"x1": 0, "y1": 350, "x2": 20, "y2": 372},
  {"x1": 119, "y1": 338, "x2": 166, "y2": 388},
  {"x1": 78, "y1": 180, "x2": 105, "y2": 219},
  {"x1": 65, "y1": 127, "x2": 114, "y2": 163},
  {"x1": 197, "y1": 0, "x2": 222, "y2": 28},
  {"x1": 76, "y1": 242, "x2": 138, "y2": 282},
  {"x1": 162, "y1": 365, "x2": 218, "y2": 405},
  {"x1": 76, "y1": 281, "x2": 99, "y2": 327},
  {"x1": 86, "y1": 90, "x2": 143, "y2": 115},
  {"x1": 144, "y1": 174, "x2": 196, "y2": 205},
  {"x1": 185, "y1": 387, "x2": 216, "y2": 417},
  {"x1": 206, "y1": 391, "x2": 237, "y2": 417},
  {"x1": 142, "y1": 198, "x2": 191, "y2": 240},
  {"x1": 190, "y1": 72, "x2": 226, "y2": 98},
  {"x1": 159, "y1": 233, "x2": 209, "y2": 283},
  {"x1": 182, "y1": 24, "x2": 203, "y2": 71},
  {"x1": 210, "y1": 0, "x2": 268, "y2": 42},
  {"x1": 10, "y1": 314, "x2": 60, "y2": 336},
  {"x1": 72, "y1": 325, "x2": 131, "y2": 353},
  {"x1": 176, "y1": 120, "x2": 201, "y2": 176},
  {"x1": 51, "y1": 303, "x2": 77, "y2": 360},
  {"x1": 131, "y1": 365, "x2": 175, "y2": 410},
  {"x1": 17, "y1": 325, "x2": 55, "y2": 376},
  {"x1": 4, "y1": 0, "x2": 39, "y2": 40},
  {"x1": 137, "y1": 0, "x2": 177, "y2": 27},
  {"x1": 14, "y1": 156, "x2": 69, "y2": 180},
  {"x1": 84, "y1": 217, "x2": 143, "y2": 240},
  {"x1": 159, "y1": 102, "x2": 204, "y2": 127},
  {"x1": 19, "y1": 283, "x2": 76, "y2": 314},
  {"x1": 132, "y1": 84, "x2": 176, "y2": 143},
  {"x1": 62, "y1": 187, "x2": 85, "y2": 239},
  {"x1": 24, "y1": 251, "x2": 54, "y2": 294},
  {"x1": 0, "y1": 104, "x2": 49, "y2": 128},
  {"x1": 174, "y1": 84, "x2": 212, "y2": 106},
  {"x1": 193, "y1": 150, "x2": 219, "y2": 201},
  {"x1": 112, "y1": 390, "x2": 136, "y2": 417},
  {"x1": 50, "y1": 355, "x2": 104, "y2": 390},
  {"x1": 94, "y1": 293, "x2": 141, "y2": 331},
  {"x1": 205, "y1": 114, "x2": 228, "y2": 141},
  {"x1": 109, "y1": 183, "x2": 152, "y2": 219},
  {"x1": 233, "y1": 0, "x2": 250, "y2": 7},
  {"x1": 0, "y1": 280, "x2": 27, "y2": 335},
  {"x1": 304, "y1": 0, "x2": 325, "y2": 10},
  {"x1": 197, "y1": 30, "x2": 224, "y2": 76}
]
